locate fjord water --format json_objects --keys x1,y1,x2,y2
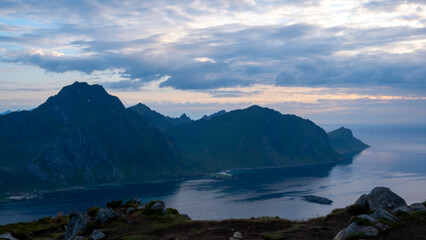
[{"x1": 1, "y1": 125, "x2": 426, "y2": 225}]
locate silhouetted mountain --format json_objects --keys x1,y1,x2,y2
[
  {"x1": 167, "y1": 105, "x2": 343, "y2": 171},
  {"x1": 0, "y1": 82, "x2": 186, "y2": 193},
  {"x1": 327, "y1": 127, "x2": 369, "y2": 156},
  {"x1": 128, "y1": 103, "x2": 192, "y2": 130},
  {"x1": 0, "y1": 110, "x2": 11, "y2": 115},
  {"x1": 201, "y1": 110, "x2": 227, "y2": 120}
]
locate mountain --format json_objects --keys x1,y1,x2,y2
[
  {"x1": 128, "y1": 103, "x2": 192, "y2": 130},
  {"x1": 0, "y1": 110, "x2": 11, "y2": 115},
  {"x1": 166, "y1": 105, "x2": 343, "y2": 171},
  {"x1": 327, "y1": 127, "x2": 369, "y2": 156},
  {"x1": 0, "y1": 82, "x2": 186, "y2": 193},
  {"x1": 201, "y1": 110, "x2": 227, "y2": 120}
]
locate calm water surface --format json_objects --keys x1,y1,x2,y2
[{"x1": 1, "y1": 125, "x2": 426, "y2": 225}]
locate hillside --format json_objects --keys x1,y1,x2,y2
[
  {"x1": 166, "y1": 105, "x2": 342, "y2": 171},
  {"x1": 0, "y1": 82, "x2": 187, "y2": 193},
  {"x1": 128, "y1": 103, "x2": 192, "y2": 131},
  {"x1": 1, "y1": 187, "x2": 424, "y2": 240},
  {"x1": 328, "y1": 127, "x2": 369, "y2": 156}
]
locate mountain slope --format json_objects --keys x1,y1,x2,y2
[
  {"x1": 327, "y1": 127, "x2": 369, "y2": 156},
  {"x1": 128, "y1": 103, "x2": 192, "y2": 130},
  {"x1": 166, "y1": 105, "x2": 342, "y2": 171},
  {"x1": 0, "y1": 82, "x2": 186, "y2": 192}
]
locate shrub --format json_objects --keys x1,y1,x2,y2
[
  {"x1": 349, "y1": 216, "x2": 374, "y2": 226},
  {"x1": 87, "y1": 206, "x2": 100, "y2": 217},
  {"x1": 107, "y1": 200, "x2": 123, "y2": 209},
  {"x1": 347, "y1": 205, "x2": 368, "y2": 215}
]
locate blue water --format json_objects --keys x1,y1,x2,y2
[{"x1": 1, "y1": 125, "x2": 426, "y2": 225}]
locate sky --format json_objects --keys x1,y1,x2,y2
[{"x1": 0, "y1": 0, "x2": 425, "y2": 125}]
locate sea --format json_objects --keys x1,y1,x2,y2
[{"x1": 1, "y1": 124, "x2": 426, "y2": 225}]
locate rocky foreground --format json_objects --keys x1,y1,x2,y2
[{"x1": 0, "y1": 187, "x2": 425, "y2": 240}]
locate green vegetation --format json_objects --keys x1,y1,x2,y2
[
  {"x1": 107, "y1": 200, "x2": 123, "y2": 209},
  {"x1": 1, "y1": 201, "x2": 425, "y2": 240},
  {"x1": 263, "y1": 231, "x2": 284, "y2": 240},
  {"x1": 346, "y1": 204, "x2": 369, "y2": 215},
  {"x1": 0, "y1": 216, "x2": 68, "y2": 239},
  {"x1": 349, "y1": 216, "x2": 375, "y2": 226},
  {"x1": 345, "y1": 233, "x2": 366, "y2": 240},
  {"x1": 87, "y1": 206, "x2": 100, "y2": 217}
]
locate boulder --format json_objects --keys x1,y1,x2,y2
[
  {"x1": 0, "y1": 233, "x2": 18, "y2": 240},
  {"x1": 233, "y1": 231, "x2": 243, "y2": 239},
  {"x1": 65, "y1": 211, "x2": 91, "y2": 240},
  {"x1": 354, "y1": 194, "x2": 368, "y2": 209},
  {"x1": 367, "y1": 187, "x2": 407, "y2": 211},
  {"x1": 392, "y1": 206, "x2": 410, "y2": 215},
  {"x1": 408, "y1": 203, "x2": 426, "y2": 212},
  {"x1": 302, "y1": 195, "x2": 333, "y2": 205},
  {"x1": 126, "y1": 207, "x2": 135, "y2": 215},
  {"x1": 370, "y1": 208, "x2": 397, "y2": 222},
  {"x1": 151, "y1": 201, "x2": 167, "y2": 214},
  {"x1": 90, "y1": 229, "x2": 105, "y2": 240},
  {"x1": 95, "y1": 208, "x2": 121, "y2": 223},
  {"x1": 357, "y1": 214, "x2": 389, "y2": 231},
  {"x1": 333, "y1": 222, "x2": 378, "y2": 240},
  {"x1": 355, "y1": 187, "x2": 407, "y2": 211}
]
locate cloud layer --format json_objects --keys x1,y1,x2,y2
[{"x1": 1, "y1": 0, "x2": 426, "y2": 93}]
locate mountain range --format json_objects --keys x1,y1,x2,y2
[
  {"x1": 0, "y1": 82, "x2": 186, "y2": 193},
  {"x1": 0, "y1": 82, "x2": 368, "y2": 195}
]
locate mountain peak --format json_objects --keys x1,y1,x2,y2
[
  {"x1": 36, "y1": 81, "x2": 125, "y2": 121},
  {"x1": 57, "y1": 81, "x2": 108, "y2": 97},
  {"x1": 179, "y1": 113, "x2": 191, "y2": 120}
]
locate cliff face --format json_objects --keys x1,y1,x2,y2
[
  {"x1": 167, "y1": 105, "x2": 343, "y2": 171},
  {"x1": 0, "y1": 82, "x2": 186, "y2": 191}
]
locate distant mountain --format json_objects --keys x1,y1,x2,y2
[
  {"x1": 0, "y1": 110, "x2": 11, "y2": 115},
  {"x1": 166, "y1": 105, "x2": 343, "y2": 171},
  {"x1": 0, "y1": 82, "x2": 369, "y2": 195},
  {"x1": 327, "y1": 127, "x2": 369, "y2": 156},
  {"x1": 0, "y1": 82, "x2": 186, "y2": 193},
  {"x1": 128, "y1": 103, "x2": 192, "y2": 130},
  {"x1": 201, "y1": 110, "x2": 227, "y2": 120}
]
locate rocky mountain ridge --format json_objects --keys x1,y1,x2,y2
[{"x1": 0, "y1": 82, "x2": 368, "y2": 195}]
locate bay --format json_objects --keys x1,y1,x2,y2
[{"x1": 1, "y1": 124, "x2": 425, "y2": 225}]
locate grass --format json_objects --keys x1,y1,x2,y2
[
  {"x1": 1, "y1": 198, "x2": 424, "y2": 240},
  {"x1": 263, "y1": 231, "x2": 284, "y2": 240},
  {"x1": 345, "y1": 233, "x2": 366, "y2": 240},
  {"x1": 0, "y1": 216, "x2": 68, "y2": 238},
  {"x1": 349, "y1": 216, "x2": 375, "y2": 226}
]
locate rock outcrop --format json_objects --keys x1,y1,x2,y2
[
  {"x1": 65, "y1": 211, "x2": 90, "y2": 240},
  {"x1": 334, "y1": 186, "x2": 426, "y2": 239},
  {"x1": 334, "y1": 222, "x2": 379, "y2": 240},
  {"x1": 90, "y1": 229, "x2": 105, "y2": 240},
  {"x1": 151, "y1": 201, "x2": 167, "y2": 214},
  {"x1": 95, "y1": 208, "x2": 121, "y2": 223},
  {"x1": 354, "y1": 187, "x2": 407, "y2": 211}
]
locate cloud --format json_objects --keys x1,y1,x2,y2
[{"x1": 1, "y1": 0, "x2": 426, "y2": 93}]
